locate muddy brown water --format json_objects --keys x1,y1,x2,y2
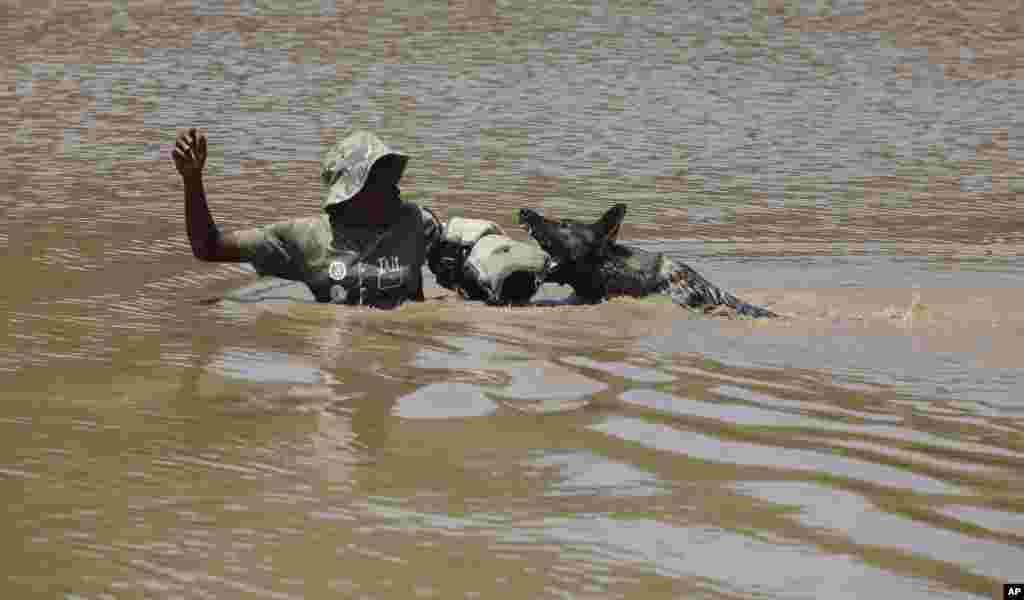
[{"x1": 3, "y1": 1, "x2": 1024, "y2": 598}]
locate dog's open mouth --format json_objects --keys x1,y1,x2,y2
[{"x1": 518, "y1": 220, "x2": 537, "y2": 242}]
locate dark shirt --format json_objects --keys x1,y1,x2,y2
[{"x1": 235, "y1": 202, "x2": 445, "y2": 307}]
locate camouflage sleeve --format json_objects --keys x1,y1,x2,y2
[
  {"x1": 421, "y1": 206, "x2": 449, "y2": 281},
  {"x1": 233, "y1": 219, "x2": 307, "y2": 280},
  {"x1": 420, "y1": 206, "x2": 444, "y2": 257}
]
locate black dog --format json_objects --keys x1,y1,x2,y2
[{"x1": 518, "y1": 204, "x2": 777, "y2": 318}]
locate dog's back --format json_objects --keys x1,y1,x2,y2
[
  {"x1": 599, "y1": 244, "x2": 776, "y2": 317},
  {"x1": 654, "y1": 254, "x2": 777, "y2": 318},
  {"x1": 595, "y1": 243, "x2": 668, "y2": 297}
]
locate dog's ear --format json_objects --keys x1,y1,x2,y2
[{"x1": 595, "y1": 203, "x2": 627, "y2": 243}]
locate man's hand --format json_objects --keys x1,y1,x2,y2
[{"x1": 173, "y1": 127, "x2": 207, "y2": 179}]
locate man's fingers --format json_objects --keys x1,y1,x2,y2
[{"x1": 174, "y1": 128, "x2": 204, "y2": 165}]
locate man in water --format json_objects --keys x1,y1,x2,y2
[{"x1": 174, "y1": 127, "x2": 547, "y2": 307}]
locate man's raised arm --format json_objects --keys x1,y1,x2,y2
[{"x1": 174, "y1": 127, "x2": 245, "y2": 262}]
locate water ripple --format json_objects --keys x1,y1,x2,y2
[
  {"x1": 590, "y1": 416, "x2": 961, "y2": 495},
  {"x1": 737, "y1": 481, "x2": 1024, "y2": 581}
]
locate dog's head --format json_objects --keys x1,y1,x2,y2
[
  {"x1": 518, "y1": 204, "x2": 625, "y2": 260},
  {"x1": 517, "y1": 204, "x2": 627, "y2": 287}
]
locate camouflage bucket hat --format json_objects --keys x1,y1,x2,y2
[{"x1": 320, "y1": 131, "x2": 409, "y2": 210}]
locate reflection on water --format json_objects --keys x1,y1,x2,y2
[
  {"x1": 532, "y1": 449, "x2": 666, "y2": 498},
  {"x1": 624, "y1": 387, "x2": 845, "y2": 428},
  {"x1": 736, "y1": 481, "x2": 1024, "y2": 581},
  {"x1": 560, "y1": 356, "x2": 677, "y2": 384},
  {"x1": 3, "y1": 265, "x2": 1022, "y2": 599},
  {"x1": 209, "y1": 348, "x2": 327, "y2": 385},
  {"x1": 712, "y1": 384, "x2": 1024, "y2": 461},
  {"x1": 539, "y1": 517, "x2": 983, "y2": 600},
  {"x1": 711, "y1": 383, "x2": 904, "y2": 422},
  {"x1": 394, "y1": 382, "x2": 499, "y2": 419},
  {"x1": 938, "y1": 505, "x2": 1024, "y2": 537},
  {"x1": 590, "y1": 415, "x2": 961, "y2": 495},
  {"x1": 414, "y1": 337, "x2": 607, "y2": 412}
]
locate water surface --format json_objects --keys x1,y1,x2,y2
[{"x1": 3, "y1": 0, "x2": 1022, "y2": 598}]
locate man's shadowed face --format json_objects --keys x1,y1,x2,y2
[{"x1": 335, "y1": 157, "x2": 402, "y2": 226}]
